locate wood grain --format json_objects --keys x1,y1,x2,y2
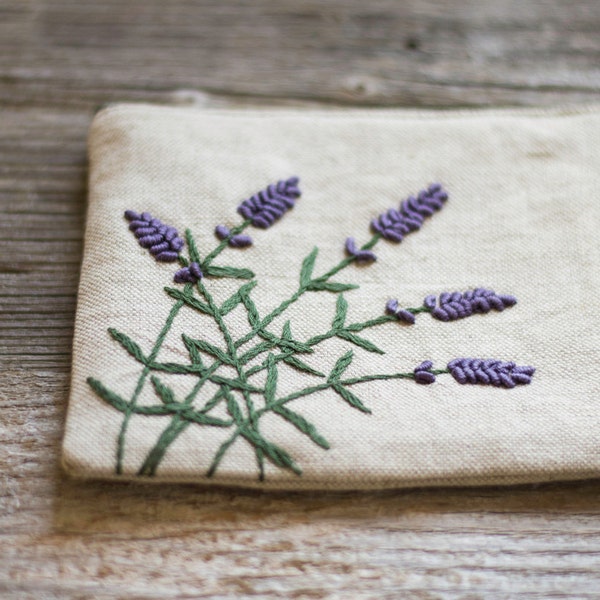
[{"x1": 1, "y1": 1, "x2": 600, "y2": 598}]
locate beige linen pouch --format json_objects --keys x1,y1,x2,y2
[{"x1": 63, "y1": 103, "x2": 600, "y2": 490}]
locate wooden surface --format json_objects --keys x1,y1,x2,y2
[{"x1": 2, "y1": 1, "x2": 600, "y2": 598}]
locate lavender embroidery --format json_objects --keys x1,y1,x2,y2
[
  {"x1": 345, "y1": 237, "x2": 377, "y2": 263},
  {"x1": 237, "y1": 176, "x2": 301, "y2": 228},
  {"x1": 425, "y1": 289, "x2": 517, "y2": 321},
  {"x1": 371, "y1": 183, "x2": 448, "y2": 243},
  {"x1": 124, "y1": 210, "x2": 184, "y2": 262},
  {"x1": 215, "y1": 224, "x2": 253, "y2": 248},
  {"x1": 88, "y1": 178, "x2": 535, "y2": 482},
  {"x1": 447, "y1": 359, "x2": 535, "y2": 388},
  {"x1": 174, "y1": 262, "x2": 203, "y2": 284}
]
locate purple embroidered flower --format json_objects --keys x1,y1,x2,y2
[
  {"x1": 215, "y1": 224, "x2": 253, "y2": 248},
  {"x1": 425, "y1": 288, "x2": 517, "y2": 322},
  {"x1": 371, "y1": 183, "x2": 448, "y2": 243},
  {"x1": 385, "y1": 299, "x2": 415, "y2": 324},
  {"x1": 414, "y1": 360, "x2": 436, "y2": 385},
  {"x1": 345, "y1": 237, "x2": 377, "y2": 263},
  {"x1": 447, "y1": 358, "x2": 535, "y2": 388},
  {"x1": 174, "y1": 262, "x2": 203, "y2": 284},
  {"x1": 237, "y1": 176, "x2": 301, "y2": 228},
  {"x1": 124, "y1": 210, "x2": 184, "y2": 262}
]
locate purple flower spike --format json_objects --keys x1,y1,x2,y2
[
  {"x1": 371, "y1": 183, "x2": 448, "y2": 243},
  {"x1": 385, "y1": 298, "x2": 415, "y2": 324},
  {"x1": 125, "y1": 210, "x2": 184, "y2": 262},
  {"x1": 237, "y1": 176, "x2": 301, "y2": 228},
  {"x1": 215, "y1": 224, "x2": 253, "y2": 248},
  {"x1": 345, "y1": 237, "x2": 377, "y2": 263},
  {"x1": 447, "y1": 358, "x2": 535, "y2": 388},
  {"x1": 427, "y1": 288, "x2": 517, "y2": 322},
  {"x1": 414, "y1": 360, "x2": 436, "y2": 385},
  {"x1": 174, "y1": 261, "x2": 203, "y2": 284}
]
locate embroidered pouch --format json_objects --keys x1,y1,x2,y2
[{"x1": 63, "y1": 103, "x2": 600, "y2": 490}]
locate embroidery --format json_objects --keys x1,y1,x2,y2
[
  {"x1": 386, "y1": 288, "x2": 518, "y2": 324},
  {"x1": 87, "y1": 178, "x2": 535, "y2": 481},
  {"x1": 124, "y1": 210, "x2": 184, "y2": 262},
  {"x1": 215, "y1": 224, "x2": 253, "y2": 248}
]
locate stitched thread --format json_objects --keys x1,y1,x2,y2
[
  {"x1": 87, "y1": 178, "x2": 535, "y2": 482},
  {"x1": 371, "y1": 183, "x2": 448, "y2": 242},
  {"x1": 215, "y1": 224, "x2": 253, "y2": 248},
  {"x1": 124, "y1": 210, "x2": 184, "y2": 262}
]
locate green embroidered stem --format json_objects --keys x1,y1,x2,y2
[
  {"x1": 140, "y1": 233, "x2": 387, "y2": 478},
  {"x1": 313, "y1": 234, "x2": 381, "y2": 283},
  {"x1": 115, "y1": 298, "x2": 184, "y2": 474},
  {"x1": 202, "y1": 219, "x2": 252, "y2": 268}
]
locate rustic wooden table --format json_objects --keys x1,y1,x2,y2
[{"x1": 2, "y1": 2, "x2": 600, "y2": 598}]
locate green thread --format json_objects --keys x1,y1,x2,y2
[
  {"x1": 88, "y1": 215, "x2": 449, "y2": 481},
  {"x1": 114, "y1": 298, "x2": 184, "y2": 474}
]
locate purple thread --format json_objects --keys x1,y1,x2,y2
[
  {"x1": 371, "y1": 183, "x2": 448, "y2": 243},
  {"x1": 414, "y1": 360, "x2": 436, "y2": 385},
  {"x1": 125, "y1": 210, "x2": 184, "y2": 262},
  {"x1": 345, "y1": 237, "x2": 377, "y2": 263},
  {"x1": 447, "y1": 358, "x2": 535, "y2": 388},
  {"x1": 385, "y1": 298, "x2": 415, "y2": 325},
  {"x1": 214, "y1": 224, "x2": 253, "y2": 248},
  {"x1": 174, "y1": 262, "x2": 203, "y2": 284},
  {"x1": 237, "y1": 176, "x2": 301, "y2": 228},
  {"x1": 427, "y1": 288, "x2": 517, "y2": 322}
]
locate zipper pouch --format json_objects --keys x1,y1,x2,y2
[{"x1": 63, "y1": 103, "x2": 599, "y2": 489}]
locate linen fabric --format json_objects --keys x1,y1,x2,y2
[{"x1": 62, "y1": 103, "x2": 600, "y2": 489}]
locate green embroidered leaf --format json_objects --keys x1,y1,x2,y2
[
  {"x1": 332, "y1": 383, "x2": 372, "y2": 414},
  {"x1": 273, "y1": 405, "x2": 330, "y2": 449},
  {"x1": 283, "y1": 355, "x2": 325, "y2": 377},
  {"x1": 307, "y1": 281, "x2": 359, "y2": 293},
  {"x1": 264, "y1": 354, "x2": 278, "y2": 405},
  {"x1": 220, "y1": 280, "x2": 258, "y2": 315},
  {"x1": 186, "y1": 337, "x2": 233, "y2": 365},
  {"x1": 300, "y1": 247, "x2": 318, "y2": 287},
  {"x1": 332, "y1": 294, "x2": 348, "y2": 329},
  {"x1": 240, "y1": 340, "x2": 273, "y2": 364},
  {"x1": 242, "y1": 429, "x2": 302, "y2": 475},
  {"x1": 259, "y1": 330, "x2": 313, "y2": 354},
  {"x1": 211, "y1": 375, "x2": 262, "y2": 393},
  {"x1": 150, "y1": 376, "x2": 176, "y2": 405},
  {"x1": 328, "y1": 350, "x2": 354, "y2": 381},
  {"x1": 203, "y1": 265, "x2": 255, "y2": 280},
  {"x1": 164, "y1": 287, "x2": 212, "y2": 315},
  {"x1": 87, "y1": 377, "x2": 128, "y2": 412},
  {"x1": 185, "y1": 229, "x2": 202, "y2": 264},
  {"x1": 178, "y1": 254, "x2": 189, "y2": 267},
  {"x1": 207, "y1": 432, "x2": 241, "y2": 478},
  {"x1": 241, "y1": 292, "x2": 261, "y2": 327},
  {"x1": 108, "y1": 328, "x2": 146, "y2": 363},
  {"x1": 182, "y1": 334, "x2": 204, "y2": 366},
  {"x1": 337, "y1": 330, "x2": 384, "y2": 354},
  {"x1": 281, "y1": 320, "x2": 292, "y2": 340},
  {"x1": 132, "y1": 404, "x2": 176, "y2": 416},
  {"x1": 225, "y1": 391, "x2": 244, "y2": 423}
]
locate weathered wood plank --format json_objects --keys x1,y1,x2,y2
[{"x1": 2, "y1": 1, "x2": 600, "y2": 598}]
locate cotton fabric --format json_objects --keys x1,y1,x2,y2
[{"x1": 63, "y1": 103, "x2": 600, "y2": 489}]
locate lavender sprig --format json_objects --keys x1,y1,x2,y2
[
  {"x1": 371, "y1": 183, "x2": 448, "y2": 243},
  {"x1": 414, "y1": 360, "x2": 436, "y2": 384},
  {"x1": 447, "y1": 358, "x2": 535, "y2": 388},
  {"x1": 174, "y1": 262, "x2": 203, "y2": 284},
  {"x1": 237, "y1": 176, "x2": 301, "y2": 228},
  {"x1": 345, "y1": 237, "x2": 377, "y2": 263},
  {"x1": 124, "y1": 210, "x2": 184, "y2": 262},
  {"x1": 424, "y1": 288, "x2": 517, "y2": 321},
  {"x1": 385, "y1": 299, "x2": 415, "y2": 324},
  {"x1": 215, "y1": 224, "x2": 253, "y2": 248}
]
